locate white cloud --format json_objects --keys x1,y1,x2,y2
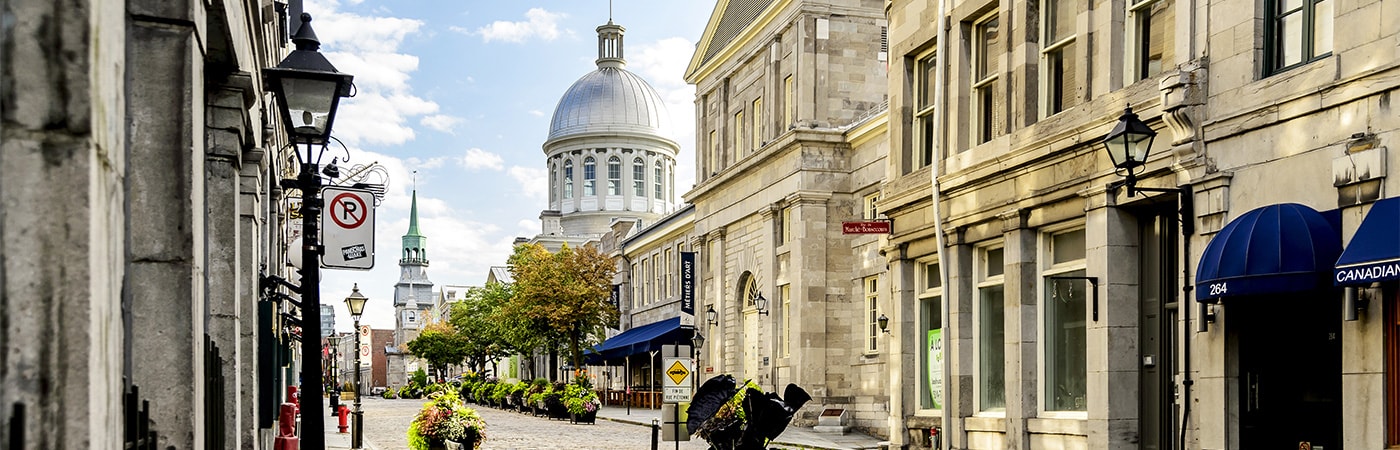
[
  {"x1": 508, "y1": 166, "x2": 548, "y2": 200},
  {"x1": 528, "y1": 109, "x2": 546, "y2": 117},
  {"x1": 421, "y1": 115, "x2": 463, "y2": 133},
  {"x1": 475, "y1": 8, "x2": 565, "y2": 43},
  {"x1": 462, "y1": 148, "x2": 505, "y2": 171},
  {"x1": 628, "y1": 37, "x2": 699, "y2": 193}
]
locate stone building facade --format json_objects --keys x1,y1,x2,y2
[
  {"x1": 882, "y1": 0, "x2": 1400, "y2": 449},
  {"x1": 0, "y1": 0, "x2": 306, "y2": 448},
  {"x1": 683, "y1": 0, "x2": 891, "y2": 434}
]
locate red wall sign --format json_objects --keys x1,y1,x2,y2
[{"x1": 842, "y1": 221, "x2": 892, "y2": 234}]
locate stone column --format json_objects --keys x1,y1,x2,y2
[
  {"x1": 126, "y1": 2, "x2": 207, "y2": 446},
  {"x1": 787, "y1": 191, "x2": 831, "y2": 398},
  {"x1": 239, "y1": 144, "x2": 268, "y2": 449},
  {"x1": 707, "y1": 229, "x2": 727, "y2": 372},
  {"x1": 943, "y1": 230, "x2": 974, "y2": 449},
  {"x1": 1, "y1": 0, "x2": 127, "y2": 445},
  {"x1": 884, "y1": 243, "x2": 915, "y2": 448},
  {"x1": 206, "y1": 81, "x2": 250, "y2": 449},
  {"x1": 999, "y1": 209, "x2": 1035, "y2": 450},
  {"x1": 1086, "y1": 190, "x2": 1142, "y2": 450}
]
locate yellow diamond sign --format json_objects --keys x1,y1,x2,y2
[{"x1": 666, "y1": 360, "x2": 690, "y2": 384}]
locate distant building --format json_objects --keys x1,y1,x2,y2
[{"x1": 320, "y1": 304, "x2": 336, "y2": 338}]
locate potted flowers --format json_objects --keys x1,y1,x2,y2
[
  {"x1": 562, "y1": 381, "x2": 601, "y2": 424},
  {"x1": 406, "y1": 390, "x2": 486, "y2": 450}
]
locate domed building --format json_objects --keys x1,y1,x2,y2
[{"x1": 530, "y1": 20, "x2": 679, "y2": 250}]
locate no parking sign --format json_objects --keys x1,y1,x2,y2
[{"x1": 321, "y1": 186, "x2": 376, "y2": 270}]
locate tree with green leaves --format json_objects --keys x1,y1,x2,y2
[
  {"x1": 505, "y1": 243, "x2": 617, "y2": 372},
  {"x1": 449, "y1": 283, "x2": 519, "y2": 376},
  {"x1": 405, "y1": 322, "x2": 467, "y2": 381}
]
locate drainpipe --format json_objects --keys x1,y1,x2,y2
[{"x1": 932, "y1": 0, "x2": 951, "y2": 447}]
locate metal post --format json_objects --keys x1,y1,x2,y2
[
  {"x1": 651, "y1": 418, "x2": 660, "y2": 450},
  {"x1": 299, "y1": 152, "x2": 326, "y2": 448},
  {"x1": 352, "y1": 317, "x2": 364, "y2": 449}
]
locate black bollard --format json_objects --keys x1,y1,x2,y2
[{"x1": 652, "y1": 418, "x2": 660, "y2": 450}]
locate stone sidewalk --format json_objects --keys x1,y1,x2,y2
[{"x1": 592, "y1": 404, "x2": 887, "y2": 450}]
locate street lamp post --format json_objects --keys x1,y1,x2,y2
[
  {"x1": 344, "y1": 284, "x2": 369, "y2": 449},
  {"x1": 263, "y1": 12, "x2": 355, "y2": 448},
  {"x1": 328, "y1": 335, "x2": 340, "y2": 415}
]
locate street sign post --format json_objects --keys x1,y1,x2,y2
[
  {"x1": 321, "y1": 186, "x2": 376, "y2": 269},
  {"x1": 661, "y1": 344, "x2": 693, "y2": 443}
]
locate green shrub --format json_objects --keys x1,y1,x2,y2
[{"x1": 382, "y1": 387, "x2": 397, "y2": 399}]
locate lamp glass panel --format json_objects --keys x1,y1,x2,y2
[
  {"x1": 1129, "y1": 133, "x2": 1154, "y2": 164},
  {"x1": 281, "y1": 77, "x2": 338, "y2": 136},
  {"x1": 1104, "y1": 135, "x2": 1130, "y2": 167}
]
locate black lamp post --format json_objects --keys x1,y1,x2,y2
[
  {"x1": 263, "y1": 13, "x2": 354, "y2": 448},
  {"x1": 877, "y1": 314, "x2": 890, "y2": 334},
  {"x1": 753, "y1": 292, "x2": 769, "y2": 316},
  {"x1": 344, "y1": 284, "x2": 368, "y2": 449},
  {"x1": 327, "y1": 335, "x2": 340, "y2": 415},
  {"x1": 705, "y1": 305, "x2": 718, "y2": 326},
  {"x1": 1102, "y1": 107, "x2": 1158, "y2": 197}
]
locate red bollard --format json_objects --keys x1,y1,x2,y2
[
  {"x1": 286, "y1": 386, "x2": 300, "y2": 416},
  {"x1": 274, "y1": 402, "x2": 299, "y2": 450},
  {"x1": 337, "y1": 405, "x2": 349, "y2": 433}
]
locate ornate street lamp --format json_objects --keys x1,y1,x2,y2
[
  {"x1": 263, "y1": 12, "x2": 355, "y2": 448},
  {"x1": 753, "y1": 291, "x2": 769, "y2": 316},
  {"x1": 691, "y1": 332, "x2": 706, "y2": 350},
  {"x1": 327, "y1": 334, "x2": 341, "y2": 415},
  {"x1": 1101, "y1": 106, "x2": 1157, "y2": 197},
  {"x1": 877, "y1": 314, "x2": 890, "y2": 334},
  {"x1": 344, "y1": 284, "x2": 368, "y2": 449},
  {"x1": 705, "y1": 305, "x2": 718, "y2": 326}
]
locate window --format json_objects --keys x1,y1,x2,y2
[
  {"x1": 919, "y1": 259, "x2": 944, "y2": 410},
  {"x1": 1266, "y1": 0, "x2": 1332, "y2": 74},
  {"x1": 866, "y1": 276, "x2": 880, "y2": 352},
  {"x1": 607, "y1": 156, "x2": 621, "y2": 195},
  {"x1": 550, "y1": 163, "x2": 557, "y2": 202},
  {"x1": 783, "y1": 76, "x2": 795, "y2": 127},
  {"x1": 583, "y1": 157, "x2": 596, "y2": 196},
  {"x1": 734, "y1": 111, "x2": 745, "y2": 159},
  {"x1": 781, "y1": 284, "x2": 791, "y2": 357},
  {"x1": 1129, "y1": 0, "x2": 1175, "y2": 81},
  {"x1": 664, "y1": 248, "x2": 674, "y2": 297},
  {"x1": 654, "y1": 162, "x2": 663, "y2": 199},
  {"x1": 1042, "y1": 0, "x2": 1080, "y2": 115},
  {"x1": 977, "y1": 246, "x2": 1005, "y2": 412},
  {"x1": 1043, "y1": 229, "x2": 1087, "y2": 412},
  {"x1": 914, "y1": 51, "x2": 937, "y2": 168},
  {"x1": 632, "y1": 263, "x2": 639, "y2": 308},
  {"x1": 634, "y1": 157, "x2": 646, "y2": 197},
  {"x1": 564, "y1": 160, "x2": 574, "y2": 199},
  {"x1": 971, "y1": 12, "x2": 1003, "y2": 146},
  {"x1": 863, "y1": 193, "x2": 880, "y2": 220},
  {"x1": 752, "y1": 97, "x2": 764, "y2": 150}
]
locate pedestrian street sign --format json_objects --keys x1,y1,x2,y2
[{"x1": 321, "y1": 186, "x2": 376, "y2": 270}]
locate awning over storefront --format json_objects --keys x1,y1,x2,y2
[
  {"x1": 583, "y1": 317, "x2": 685, "y2": 364},
  {"x1": 1335, "y1": 197, "x2": 1400, "y2": 286},
  {"x1": 1196, "y1": 203, "x2": 1341, "y2": 302}
]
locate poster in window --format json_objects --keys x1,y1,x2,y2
[{"x1": 928, "y1": 328, "x2": 943, "y2": 409}]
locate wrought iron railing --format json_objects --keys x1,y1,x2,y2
[{"x1": 204, "y1": 336, "x2": 227, "y2": 450}]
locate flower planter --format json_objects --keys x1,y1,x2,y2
[
  {"x1": 546, "y1": 399, "x2": 570, "y2": 420},
  {"x1": 570, "y1": 409, "x2": 597, "y2": 425}
]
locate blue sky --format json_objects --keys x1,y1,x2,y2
[{"x1": 306, "y1": 0, "x2": 715, "y2": 332}]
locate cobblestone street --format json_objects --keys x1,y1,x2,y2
[{"x1": 355, "y1": 397, "x2": 711, "y2": 450}]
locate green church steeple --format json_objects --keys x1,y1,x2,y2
[{"x1": 400, "y1": 190, "x2": 428, "y2": 265}]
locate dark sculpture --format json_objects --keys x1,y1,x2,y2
[{"x1": 688, "y1": 375, "x2": 812, "y2": 450}]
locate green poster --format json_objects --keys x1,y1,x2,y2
[{"x1": 928, "y1": 329, "x2": 943, "y2": 409}]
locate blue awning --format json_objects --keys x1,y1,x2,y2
[
  {"x1": 1335, "y1": 197, "x2": 1400, "y2": 286},
  {"x1": 584, "y1": 317, "x2": 685, "y2": 363},
  {"x1": 1196, "y1": 203, "x2": 1341, "y2": 302}
]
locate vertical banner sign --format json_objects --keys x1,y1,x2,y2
[
  {"x1": 359, "y1": 325, "x2": 373, "y2": 369},
  {"x1": 609, "y1": 284, "x2": 621, "y2": 329},
  {"x1": 680, "y1": 252, "x2": 696, "y2": 325},
  {"x1": 927, "y1": 329, "x2": 943, "y2": 409}
]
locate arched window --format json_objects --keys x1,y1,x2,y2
[
  {"x1": 584, "y1": 157, "x2": 596, "y2": 196},
  {"x1": 607, "y1": 156, "x2": 621, "y2": 195},
  {"x1": 549, "y1": 163, "x2": 557, "y2": 203},
  {"x1": 654, "y1": 161, "x2": 664, "y2": 199},
  {"x1": 564, "y1": 160, "x2": 574, "y2": 199},
  {"x1": 633, "y1": 157, "x2": 646, "y2": 197}
]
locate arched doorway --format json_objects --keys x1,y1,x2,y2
[{"x1": 738, "y1": 272, "x2": 760, "y2": 384}]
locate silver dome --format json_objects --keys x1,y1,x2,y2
[{"x1": 547, "y1": 67, "x2": 671, "y2": 142}]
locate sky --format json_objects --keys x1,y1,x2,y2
[{"x1": 304, "y1": 1, "x2": 715, "y2": 333}]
